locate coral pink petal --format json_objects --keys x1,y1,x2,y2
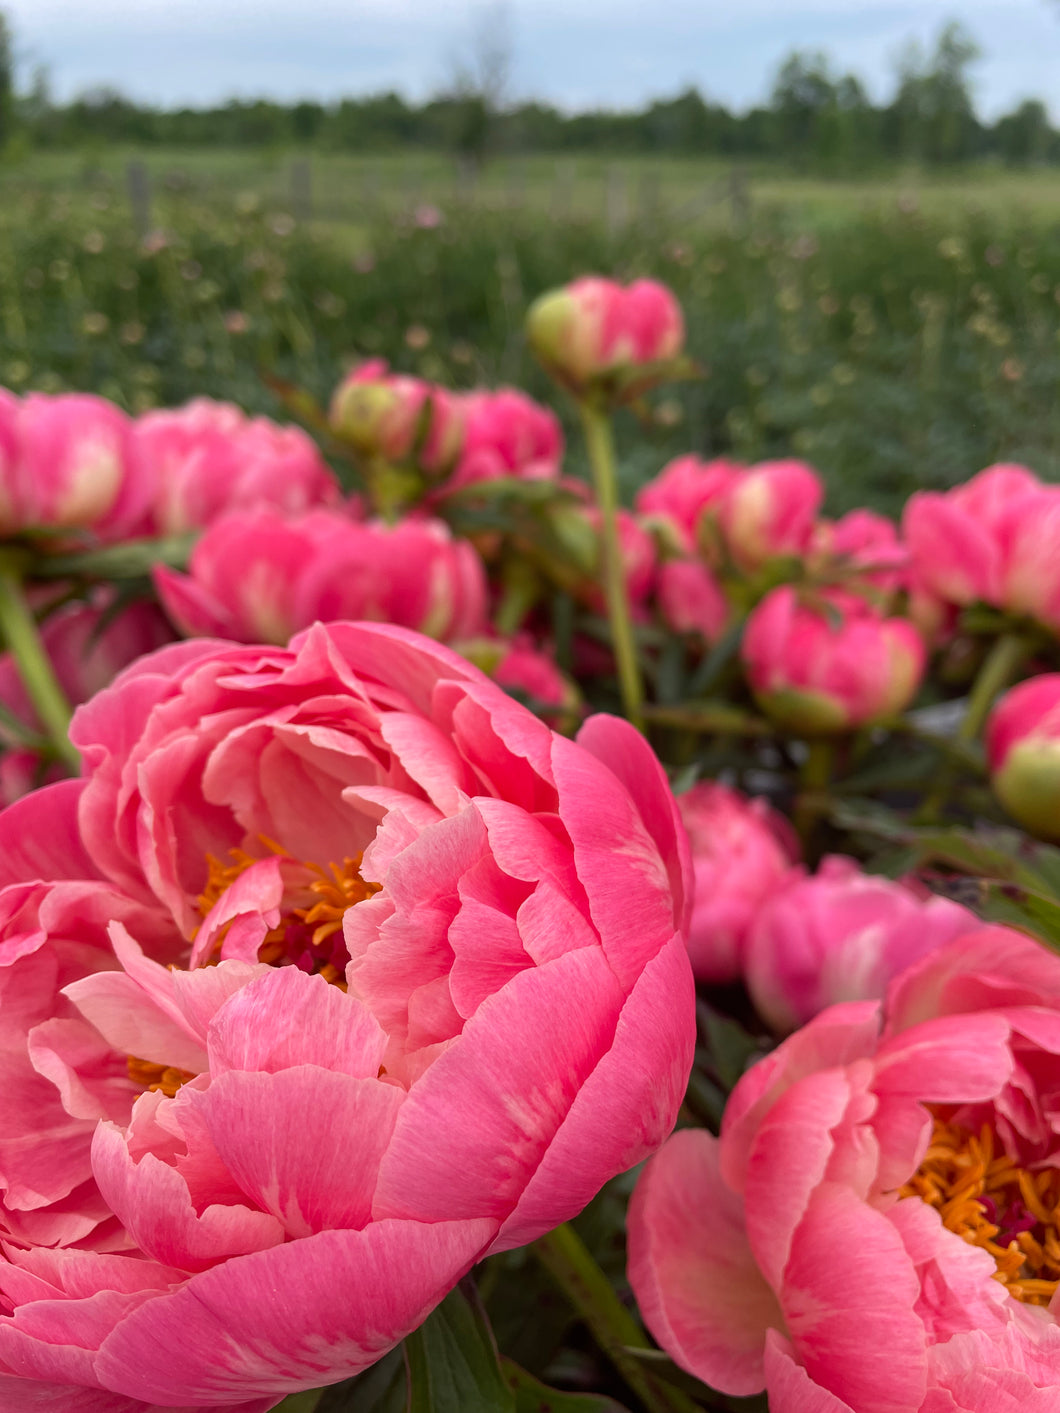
[
  {"x1": 0, "y1": 781, "x2": 100, "y2": 888},
  {"x1": 193, "y1": 1066, "x2": 404, "y2": 1237},
  {"x1": 628, "y1": 1128, "x2": 782, "y2": 1395},
  {"x1": 372, "y1": 946, "x2": 625, "y2": 1224},
  {"x1": 94, "y1": 1217, "x2": 496, "y2": 1403},
  {"x1": 763, "y1": 1331, "x2": 857, "y2": 1412}
]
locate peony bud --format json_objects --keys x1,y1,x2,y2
[
  {"x1": 714, "y1": 459, "x2": 823, "y2": 574},
  {"x1": 635, "y1": 455, "x2": 742, "y2": 553},
  {"x1": 742, "y1": 587, "x2": 926, "y2": 732},
  {"x1": 526, "y1": 276, "x2": 684, "y2": 398},
  {"x1": 986, "y1": 675, "x2": 1060, "y2": 840},
  {"x1": 445, "y1": 387, "x2": 563, "y2": 494},
  {"x1": 678, "y1": 782, "x2": 800, "y2": 983},
  {"x1": 329, "y1": 360, "x2": 465, "y2": 473},
  {"x1": 744, "y1": 855, "x2": 976, "y2": 1032}
]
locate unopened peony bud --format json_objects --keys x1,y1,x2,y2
[
  {"x1": 526, "y1": 276, "x2": 684, "y2": 398},
  {"x1": 986, "y1": 675, "x2": 1060, "y2": 840},
  {"x1": 329, "y1": 360, "x2": 465, "y2": 473},
  {"x1": 742, "y1": 587, "x2": 925, "y2": 732},
  {"x1": 714, "y1": 459, "x2": 823, "y2": 574}
]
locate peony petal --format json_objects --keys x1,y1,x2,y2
[
  {"x1": 94, "y1": 1216, "x2": 496, "y2": 1402},
  {"x1": 627, "y1": 1128, "x2": 781, "y2": 1395}
]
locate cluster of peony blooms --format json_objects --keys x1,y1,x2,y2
[{"x1": 0, "y1": 274, "x2": 1059, "y2": 1411}]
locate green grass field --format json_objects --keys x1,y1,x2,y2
[{"x1": 1, "y1": 146, "x2": 1059, "y2": 515}]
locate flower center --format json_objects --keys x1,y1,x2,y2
[
  {"x1": 127, "y1": 841, "x2": 380, "y2": 1094},
  {"x1": 900, "y1": 1118, "x2": 1060, "y2": 1306},
  {"x1": 196, "y1": 837, "x2": 382, "y2": 986}
]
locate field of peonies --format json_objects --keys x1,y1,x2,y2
[{"x1": 2, "y1": 271, "x2": 1060, "y2": 1413}]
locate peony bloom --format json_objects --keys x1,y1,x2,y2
[
  {"x1": 329, "y1": 360, "x2": 466, "y2": 474},
  {"x1": 0, "y1": 623, "x2": 694, "y2": 1407},
  {"x1": 133, "y1": 398, "x2": 340, "y2": 535},
  {"x1": 811, "y1": 508, "x2": 909, "y2": 596},
  {"x1": 629, "y1": 926, "x2": 1060, "y2": 1410},
  {"x1": 678, "y1": 782, "x2": 799, "y2": 984},
  {"x1": 446, "y1": 388, "x2": 563, "y2": 494},
  {"x1": 903, "y1": 463, "x2": 1060, "y2": 631},
  {"x1": 742, "y1": 587, "x2": 926, "y2": 732},
  {"x1": 635, "y1": 456, "x2": 742, "y2": 553},
  {"x1": 744, "y1": 855, "x2": 977, "y2": 1032},
  {"x1": 986, "y1": 675, "x2": 1060, "y2": 840},
  {"x1": 714, "y1": 460, "x2": 823, "y2": 574},
  {"x1": 526, "y1": 276, "x2": 684, "y2": 395},
  {"x1": 0, "y1": 390, "x2": 150, "y2": 542},
  {"x1": 655, "y1": 558, "x2": 731, "y2": 643},
  {"x1": 153, "y1": 509, "x2": 488, "y2": 646}
]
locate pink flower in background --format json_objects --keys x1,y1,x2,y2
[
  {"x1": 986, "y1": 675, "x2": 1060, "y2": 840},
  {"x1": 446, "y1": 388, "x2": 563, "y2": 494},
  {"x1": 0, "y1": 623, "x2": 694, "y2": 1407},
  {"x1": 656, "y1": 558, "x2": 731, "y2": 643},
  {"x1": 628, "y1": 927, "x2": 1060, "y2": 1410},
  {"x1": 742, "y1": 587, "x2": 926, "y2": 731},
  {"x1": 153, "y1": 509, "x2": 488, "y2": 645},
  {"x1": 635, "y1": 455, "x2": 742, "y2": 552},
  {"x1": 133, "y1": 397, "x2": 340, "y2": 535},
  {"x1": 526, "y1": 276, "x2": 684, "y2": 391},
  {"x1": 744, "y1": 855, "x2": 977, "y2": 1032},
  {"x1": 715, "y1": 459, "x2": 823, "y2": 573},
  {"x1": 329, "y1": 360, "x2": 466, "y2": 473},
  {"x1": 903, "y1": 463, "x2": 1060, "y2": 629},
  {"x1": 453, "y1": 634, "x2": 580, "y2": 725},
  {"x1": 812, "y1": 507, "x2": 908, "y2": 594},
  {"x1": 677, "y1": 782, "x2": 799, "y2": 984},
  {"x1": 579, "y1": 507, "x2": 657, "y2": 614},
  {"x1": 0, "y1": 390, "x2": 150, "y2": 542}
]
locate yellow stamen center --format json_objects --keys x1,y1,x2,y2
[
  {"x1": 128, "y1": 839, "x2": 381, "y2": 1093},
  {"x1": 900, "y1": 1117, "x2": 1060, "y2": 1305},
  {"x1": 195, "y1": 836, "x2": 381, "y2": 982}
]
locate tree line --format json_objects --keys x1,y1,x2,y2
[{"x1": 3, "y1": 18, "x2": 1058, "y2": 170}]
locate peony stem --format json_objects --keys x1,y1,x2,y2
[
  {"x1": 794, "y1": 737, "x2": 833, "y2": 851},
  {"x1": 958, "y1": 630, "x2": 1030, "y2": 743},
  {"x1": 533, "y1": 1222, "x2": 698, "y2": 1413},
  {"x1": 577, "y1": 401, "x2": 646, "y2": 733},
  {"x1": 917, "y1": 630, "x2": 1030, "y2": 825},
  {"x1": 0, "y1": 554, "x2": 79, "y2": 773}
]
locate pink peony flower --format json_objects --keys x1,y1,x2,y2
[
  {"x1": 812, "y1": 508, "x2": 909, "y2": 596},
  {"x1": 329, "y1": 360, "x2": 466, "y2": 474},
  {"x1": 655, "y1": 558, "x2": 731, "y2": 643},
  {"x1": 635, "y1": 455, "x2": 742, "y2": 553},
  {"x1": 744, "y1": 855, "x2": 977, "y2": 1032},
  {"x1": 0, "y1": 390, "x2": 150, "y2": 542},
  {"x1": 153, "y1": 509, "x2": 488, "y2": 646},
  {"x1": 629, "y1": 926, "x2": 1060, "y2": 1410},
  {"x1": 445, "y1": 387, "x2": 563, "y2": 495},
  {"x1": 526, "y1": 276, "x2": 684, "y2": 393},
  {"x1": 133, "y1": 398, "x2": 340, "y2": 535},
  {"x1": 714, "y1": 460, "x2": 823, "y2": 574},
  {"x1": 677, "y1": 782, "x2": 800, "y2": 984},
  {"x1": 903, "y1": 464, "x2": 1060, "y2": 631},
  {"x1": 742, "y1": 587, "x2": 926, "y2": 732},
  {"x1": 986, "y1": 675, "x2": 1060, "y2": 840},
  {"x1": 0, "y1": 623, "x2": 694, "y2": 1407}
]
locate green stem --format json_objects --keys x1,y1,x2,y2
[
  {"x1": 794, "y1": 737, "x2": 834, "y2": 851},
  {"x1": 917, "y1": 630, "x2": 1029, "y2": 825},
  {"x1": 533, "y1": 1223, "x2": 698, "y2": 1413},
  {"x1": 578, "y1": 402, "x2": 645, "y2": 732},
  {"x1": 958, "y1": 631, "x2": 1030, "y2": 743},
  {"x1": 0, "y1": 558, "x2": 79, "y2": 773}
]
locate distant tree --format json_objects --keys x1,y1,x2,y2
[
  {"x1": 886, "y1": 22, "x2": 981, "y2": 163},
  {"x1": 0, "y1": 8, "x2": 15, "y2": 149},
  {"x1": 994, "y1": 98, "x2": 1052, "y2": 164},
  {"x1": 442, "y1": 2, "x2": 513, "y2": 169}
]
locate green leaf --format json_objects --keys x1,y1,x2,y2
[
  {"x1": 273, "y1": 1392, "x2": 326, "y2": 1413},
  {"x1": 405, "y1": 1282, "x2": 515, "y2": 1413},
  {"x1": 500, "y1": 1359, "x2": 630, "y2": 1413},
  {"x1": 980, "y1": 883, "x2": 1060, "y2": 954}
]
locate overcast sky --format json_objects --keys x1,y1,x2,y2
[{"x1": 5, "y1": 0, "x2": 1058, "y2": 118}]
